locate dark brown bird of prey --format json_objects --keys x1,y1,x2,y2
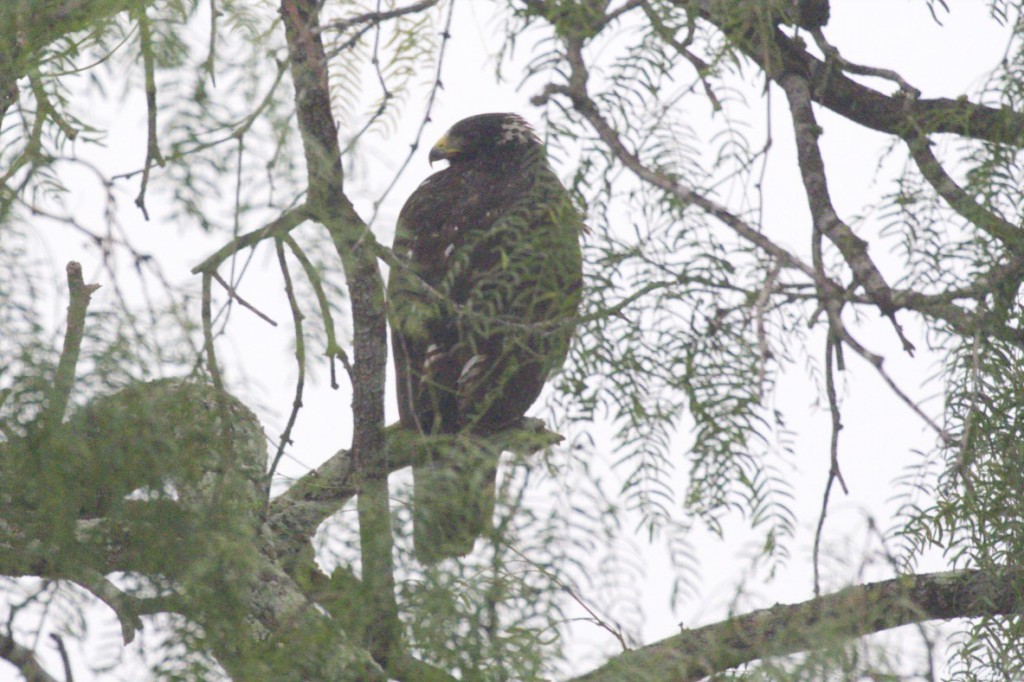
[{"x1": 388, "y1": 113, "x2": 583, "y2": 562}]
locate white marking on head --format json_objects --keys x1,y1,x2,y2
[
  {"x1": 500, "y1": 116, "x2": 535, "y2": 145},
  {"x1": 443, "y1": 244, "x2": 455, "y2": 259}
]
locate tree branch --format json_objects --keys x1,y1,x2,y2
[
  {"x1": 267, "y1": 419, "x2": 564, "y2": 567},
  {"x1": 574, "y1": 567, "x2": 1024, "y2": 682},
  {"x1": 689, "y1": 0, "x2": 1024, "y2": 146},
  {"x1": 133, "y1": 4, "x2": 165, "y2": 220},
  {"x1": 191, "y1": 205, "x2": 311, "y2": 275},
  {"x1": 281, "y1": 3, "x2": 394, "y2": 674},
  {"x1": 356, "y1": 477, "x2": 401, "y2": 665},
  {"x1": 0, "y1": 633, "x2": 60, "y2": 682},
  {"x1": 46, "y1": 262, "x2": 100, "y2": 434},
  {"x1": 534, "y1": 39, "x2": 826, "y2": 289},
  {"x1": 777, "y1": 67, "x2": 914, "y2": 353},
  {"x1": 904, "y1": 132, "x2": 1024, "y2": 254},
  {"x1": 538, "y1": 11, "x2": 1024, "y2": 352}
]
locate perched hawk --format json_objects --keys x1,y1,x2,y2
[{"x1": 388, "y1": 113, "x2": 583, "y2": 562}]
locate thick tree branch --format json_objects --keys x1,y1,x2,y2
[
  {"x1": 689, "y1": 0, "x2": 1024, "y2": 146},
  {"x1": 267, "y1": 419, "x2": 563, "y2": 567},
  {"x1": 574, "y1": 567, "x2": 1024, "y2": 682},
  {"x1": 905, "y1": 133, "x2": 1024, "y2": 254},
  {"x1": 778, "y1": 73, "x2": 892, "y2": 310},
  {"x1": 281, "y1": 0, "x2": 395, "y2": 669},
  {"x1": 279, "y1": 0, "x2": 387, "y2": 488},
  {"x1": 356, "y1": 477, "x2": 401, "y2": 665}
]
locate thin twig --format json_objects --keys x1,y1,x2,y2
[
  {"x1": 268, "y1": 240, "x2": 306, "y2": 485},
  {"x1": 813, "y1": 332, "x2": 848, "y2": 598},
  {"x1": 366, "y1": 0, "x2": 457, "y2": 227},
  {"x1": 324, "y1": 0, "x2": 442, "y2": 45},
  {"x1": 753, "y1": 260, "x2": 781, "y2": 393},
  {"x1": 191, "y1": 205, "x2": 310, "y2": 275},
  {"x1": 641, "y1": 0, "x2": 721, "y2": 111},
  {"x1": 133, "y1": 6, "x2": 165, "y2": 220},
  {"x1": 281, "y1": 234, "x2": 353, "y2": 387},
  {"x1": 211, "y1": 271, "x2": 279, "y2": 327},
  {"x1": 810, "y1": 28, "x2": 920, "y2": 97},
  {"x1": 200, "y1": 272, "x2": 225, "y2": 393},
  {"x1": 509, "y1": 545, "x2": 630, "y2": 652},
  {"x1": 952, "y1": 311, "x2": 984, "y2": 487},
  {"x1": 202, "y1": 0, "x2": 219, "y2": 85},
  {"x1": 48, "y1": 634, "x2": 72, "y2": 682}
]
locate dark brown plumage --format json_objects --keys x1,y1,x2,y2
[{"x1": 388, "y1": 113, "x2": 583, "y2": 562}]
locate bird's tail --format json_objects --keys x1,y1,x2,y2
[{"x1": 412, "y1": 442, "x2": 499, "y2": 563}]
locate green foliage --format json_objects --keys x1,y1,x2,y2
[
  {"x1": 518, "y1": 0, "x2": 797, "y2": 580},
  {"x1": 883, "y1": 15, "x2": 1024, "y2": 678}
]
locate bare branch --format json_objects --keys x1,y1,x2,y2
[
  {"x1": 268, "y1": 240, "x2": 307, "y2": 486},
  {"x1": 809, "y1": 27, "x2": 920, "y2": 97},
  {"x1": 813, "y1": 332, "x2": 847, "y2": 598},
  {"x1": 48, "y1": 634, "x2": 72, "y2": 682},
  {"x1": 357, "y1": 476, "x2": 401, "y2": 665},
  {"x1": 280, "y1": 0, "x2": 387, "y2": 466},
  {"x1": 280, "y1": 234, "x2": 352, "y2": 387}
]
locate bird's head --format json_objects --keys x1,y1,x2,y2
[{"x1": 428, "y1": 113, "x2": 540, "y2": 166}]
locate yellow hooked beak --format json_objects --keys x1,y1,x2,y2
[{"x1": 428, "y1": 134, "x2": 459, "y2": 165}]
